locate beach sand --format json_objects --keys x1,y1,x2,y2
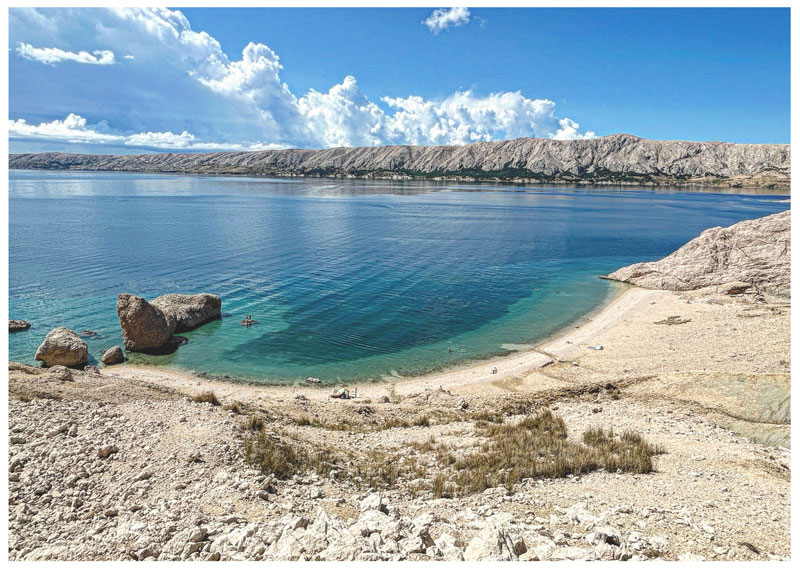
[{"x1": 104, "y1": 285, "x2": 790, "y2": 445}]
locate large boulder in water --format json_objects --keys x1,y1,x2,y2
[
  {"x1": 604, "y1": 211, "x2": 790, "y2": 297},
  {"x1": 34, "y1": 327, "x2": 88, "y2": 368},
  {"x1": 116, "y1": 294, "x2": 177, "y2": 351},
  {"x1": 116, "y1": 292, "x2": 221, "y2": 351},
  {"x1": 151, "y1": 293, "x2": 222, "y2": 332}
]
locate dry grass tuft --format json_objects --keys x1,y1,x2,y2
[
  {"x1": 446, "y1": 409, "x2": 663, "y2": 494},
  {"x1": 192, "y1": 391, "x2": 221, "y2": 406},
  {"x1": 224, "y1": 400, "x2": 246, "y2": 414},
  {"x1": 244, "y1": 430, "x2": 336, "y2": 480},
  {"x1": 244, "y1": 415, "x2": 265, "y2": 431}
]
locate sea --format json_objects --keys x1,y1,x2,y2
[{"x1": 8, "y1": 170, "x2": 790, "y2": 383}]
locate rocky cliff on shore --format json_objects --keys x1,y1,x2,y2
[
  {"x1": 9, "y1": 134, "x2": 790, "y2": 188},
  {"x1": 605, "y1": 211, "x2": 791, "y2": 296}
]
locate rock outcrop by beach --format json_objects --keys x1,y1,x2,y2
[
  {"x1": 9, "y1": 319, "x2": 30, "y2": 332},
  {"x1": 116, "y1": 293, "x2": 221, "y2": 351},
  {"x1": 605, "y1": 211, "x2": 790, "y2": 296},
  {"x1": 34, "y1": 327, "x2": 88, "y2": 368},
  {"x1": 9, "y1": 134, "x2": 791, "y2": 189}
]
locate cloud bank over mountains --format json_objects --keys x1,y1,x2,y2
[{"x1": 9, "y1": 7, "x2": 595, "y2": 152}]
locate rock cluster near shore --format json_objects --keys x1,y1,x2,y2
[
  {"x1": 8, "y1": 134, "x2": 791, "y2": 188},
  {"x1": 116, "y1": 293, "x2": 221, "y2": 352},
  {"x1": 605, "y1": 211, "x2": 791, "y2": 296}
]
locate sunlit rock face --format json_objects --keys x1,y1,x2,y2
[{"x1": 9, "y1": 134, "x2": 791, "y2": 189}]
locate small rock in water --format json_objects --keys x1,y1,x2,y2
[
  {"x1": 101, "y1": 346, "x2": 125, "y2": 366},
  {"x1": 9, "y1": 319, "x2": 30, "y2": 332}
]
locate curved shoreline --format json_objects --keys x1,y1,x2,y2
[
  {"x1": 116, "y1": 279, "x2": 629, "y2": 388},
  {"x1": 105, "y1": 285, "x2": 658, "y2": 398}
]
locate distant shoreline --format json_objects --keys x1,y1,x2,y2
[
  {"x1": 9, "y1": 134, "x2": 791, "y2": 190},
  {"x1": 9, "y1": 166, "x2": 791, "y2": 195}
]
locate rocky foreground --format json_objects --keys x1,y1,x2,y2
[
  {"x1": 7, "y1": 284, "x2": 790, "y2": 561},
  {"x1": 9, "y1": 134, "x2": 791, "y2": 188}
]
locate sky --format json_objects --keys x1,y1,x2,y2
[{"x1": 8, "y1": 7, "x2": 790, "y2": 154}]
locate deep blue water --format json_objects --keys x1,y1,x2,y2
[{"x1": 8, "y1": 170, "x2": 789, "y2": 383}]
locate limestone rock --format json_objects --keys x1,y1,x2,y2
[
  {"x1": 463, "y1": 527, "x2": 519, "y2": 561},
  {"x1": 359, "y1": 492, "x2": 385, "y2": 513},
  {"x1": 9, "y1": 135, "x2": 791, "y2": 189},
  {"x1": 116, "y1": 294, "x2": 176, "y2": 351},
  {"x1": 151, "y1": 293, "x2": 221, "y2": 332},
  {"x1": 34, "y1": 327, "x2": 88, "y2": 368},
  {"x1": 101, "y1": 345, "x2": 125, "y2": 365},
  {"x1": 605, "y1": 211, "x2": 790, "y2": 297},
  {"x1": 47, "y1": 365, "x2": 73, "y2": 382},
  {"x1": 9, "y1": 319, "x2": 30, "y2": 332},
  {"x1": 116, "y1": 292, "x2": 221, "y2": 352}
]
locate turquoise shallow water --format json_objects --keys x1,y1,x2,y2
[{"x1": 8, "y1": 170, "x2": 790, "y2": 383}]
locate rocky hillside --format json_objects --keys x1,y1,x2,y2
[
  {"x1": 9, "y1": 134, "x2": 791, "y2": 188},
  {"x1": 605, "y1": 211, "x2": 791, "y2": 296}
]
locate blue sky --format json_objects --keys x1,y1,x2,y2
[{"x1": 9, "y1": 7, "x2": 790, "y2": 154}]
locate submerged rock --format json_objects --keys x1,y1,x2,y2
[
  {"x1": 101, "y1": 345, "x2": 125, "y2": 365},
  {"x1": 605, "y1": 211, "x2": 790, "y2": 297},
  {"x1": 116, "y1": 292, "x2": 221, "y2": 352},
  {"x1": 9, "y1": 320, "x2": 30, "y2": 332},
  {"x1": 34, "y1": 327, "x2": 88, "y2": 368}
]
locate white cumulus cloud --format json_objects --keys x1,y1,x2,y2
[
  {"x1": 298, "y1": 76, "x2": 387, "y2": 147},
  {"x1": 9, "y1": 114, "x2": 122, "y2": 143},
  {"x1": 16, "y1": 42, "x2": 116, "y2": 65},
  {"x1": 10, "y1": 7, "x2": 597, "y2": 151},
  {"x1": 8, "y1": 114, "x2": 279, "y2": 151},
  {"x1": 422, "y1": 7, "x2": 471, "y2": 34},
  {"x1": 382, "y1": 90, "x2": 586, "y2": 145},
  {"x1": 552, "y1": 118, "x2": 597, "y2": 141}
]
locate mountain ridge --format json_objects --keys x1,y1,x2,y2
[{"x1": 9, "y1": 134, "x2": 791, "y2": 189}]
